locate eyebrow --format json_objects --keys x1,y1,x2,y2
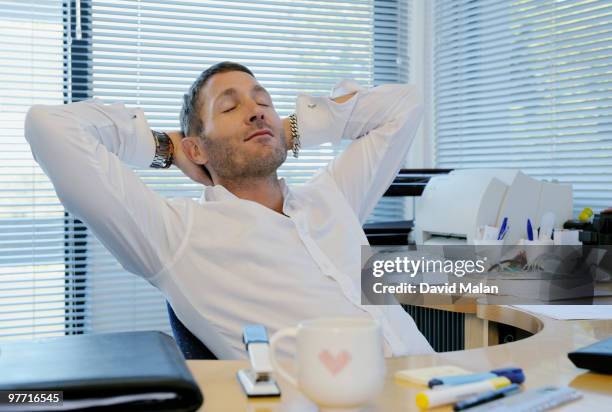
[{"x1": 213, "y1": 85, "x2": 270, "y2": 107}]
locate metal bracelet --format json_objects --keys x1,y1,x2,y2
[
  {"x1": 289, "y1": 113, "x2": 300, "y2": 158},
  {"x1": 150, "y1": 130, "x2": 174, "y2": 169}
]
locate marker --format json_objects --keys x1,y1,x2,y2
[
  {"x1": 453, "y1": 383, "x2": 520, "y2": 411},
  {"x1": 527, "y1": 218, "x2": 534, "y2": 241},
  {"x1": 428, "y1": 367, "x2": 524, "y2": 388},
  {"x1": 429, "y1": 372, "x2": 496, "y2": 388},
  {"x1": 416, "y1": 377, "x2": 511, "y2": 409}
]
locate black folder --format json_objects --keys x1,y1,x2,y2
[
  {"x1": 0, "y1": 331, "x2": 204, "y2": 411},
  {"x1": 568, "y1": 337, "x2": 612, "y2": 374}
]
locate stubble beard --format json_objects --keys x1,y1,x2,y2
[{"x1": 202, "y1": 133, "x2": 288, "y2": 181}]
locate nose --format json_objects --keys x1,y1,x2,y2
[
  {"x1": 247, "y1": 100, "x2": 266, "y2": 124},
  {"x1": 249, "y1": 113, "x2": 264, "y2": 123},
  {"x1": 248, "y1": 111, "x2": 265, "y2": 124}
]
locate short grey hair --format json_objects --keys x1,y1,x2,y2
[{"x1": 180, "y1": 61, "x2": 255, "y2": 139}]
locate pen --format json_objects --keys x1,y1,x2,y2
[
  {"x1": 497, "y1": 217, "x2": 508, "y2": 241},
  {"x1": 453, "y1": 383, "x2": 520, "y2": 411},
  {"x1": 499, "y1": 224, "x2": 510, "y2": 241},
  {"x1": 527, "y1": 218, "x2": 534, "y2": 241}
]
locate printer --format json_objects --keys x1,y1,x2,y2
[{"x1": 414, "y1": 169, "x2": 573, "y2": 245}]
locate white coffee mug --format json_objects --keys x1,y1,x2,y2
[{"x1": 269, "y1": 317, "x2": 385, "y2": 411}]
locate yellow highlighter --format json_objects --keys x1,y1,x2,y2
[{"x1": 416, "y1": 377, "x2": 511, "y2": 409}]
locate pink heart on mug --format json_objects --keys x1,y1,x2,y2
[{"x1": 318, "y1": 349, "x2": 352, "y2": 376}]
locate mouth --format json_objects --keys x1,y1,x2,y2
[{"x1": 245, "y1": 129, "x2": 273, "y2": 142}]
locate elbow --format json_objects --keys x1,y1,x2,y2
[
  {"x1": 400, "y1": 84, "x2": 422, "y2": 105},
  {"x1": 24, "y1": 105, "x2": 53, "y2": 145},
  {"x1": 400, "y1": 84, "x2": 424, "y2": 120},
  {"x1": 376, "y1": 83, "x2": 423, "y2": 115},
  {"x1": 24, "y1": 105, "x2": 64, "y2": 164}
]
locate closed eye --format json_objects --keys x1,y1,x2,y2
[{"x1": 222, "y1": 107, "x2": 236, "y2": 113}]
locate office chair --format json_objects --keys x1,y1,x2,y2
[{"x1": 166, "y1": 302, "x2": 217, "y2": 360}]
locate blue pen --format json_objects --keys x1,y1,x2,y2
[
  {"x1": 527, "y1": 218, "x2": 534, "y2": 241},
  {"x1": 497, "y1": 217, "x2": 508, "y2": 241},
  {"x1": 501, "y1": 224, "x2": 510, "y2": 240},
  {"x1": 498, "y1": 223, "x2": 510, "y2": 241},
  {"x1": 453, "y1": 383, "x2": 521, "y2": 411},
  {"x1": 428, "y1": 367, "x2": 524, "y2": 388}
]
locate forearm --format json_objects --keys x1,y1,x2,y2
[
  {"x1": 23, "y1": 100, "x2": 156, "y2": 220},
  {"x1": 319, "y1": 84, "x2": 423, "y2": 223},
  {"x1": 27, "y1": 102, "x2": 205, "y2": 186},
  {"x1": 24, "y1": 101, "x2": 190, "y2": 280},
  {"x1": 338, "y1": 84, "x2": 419, "y2": 141},
  {"x1": 26, "y1": 100, "x2": 155, "y2": 169}
]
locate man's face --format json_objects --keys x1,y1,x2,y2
[{"x1": 198, "y1": 71, "x2": 287, "y2": 180}]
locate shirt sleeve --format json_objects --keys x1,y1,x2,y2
[
  {"x1": 295, "y1": 80, "x2": 424, "y2": 223},
  {"x1": 24, "y1": 99, "x2": 193, "y2": 282}
]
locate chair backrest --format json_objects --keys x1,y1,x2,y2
[{"x1": 166, "y1": 302, "x2": 217, "y2": 360}]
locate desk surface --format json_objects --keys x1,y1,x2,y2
[{"x1": 187, "y1": 305, "x2": 612, "y2": 412}]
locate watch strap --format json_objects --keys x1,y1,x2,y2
[{"x1": 150, "y1": 130, "x2": 174, "y2": 169}]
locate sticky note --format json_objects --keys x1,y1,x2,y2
[{"x1": 394, "y1": 365, "x2": 471, "y2": 386}]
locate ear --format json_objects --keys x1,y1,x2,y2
[{"x1": 181, "y1": 136, "x2": 209, "y2": 166}]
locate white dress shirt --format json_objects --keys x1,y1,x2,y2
[{"x1": 24, "y1": 80, "x2": 434, "y2": 359}]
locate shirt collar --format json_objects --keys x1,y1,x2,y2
[
  {"x1": 279, "y1": 177, "x2": 290, "y2": 198},
  {"x1": 198, "y1": 177, "x2": 291, "y2": 204}
]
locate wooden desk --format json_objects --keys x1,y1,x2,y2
[{"x1": 188, "y1": 305, "x2": 612, "y2": 411}]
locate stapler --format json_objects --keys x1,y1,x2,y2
[{"x1": 236, "y1": 325, "x2": 281, "y2": 397}]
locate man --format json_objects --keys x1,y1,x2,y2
[{"x1": 24, "y1": 61, "x2": 433, "y2": 359}]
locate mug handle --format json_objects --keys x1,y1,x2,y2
[{"x1": 269, "y1": 327, "x2": 298, "y2": 387}]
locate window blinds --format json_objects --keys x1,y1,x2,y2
[
  {"x1": 0, "y1": 0, "x2": 68, "y2": 340},
  {"x1": 433, "y1": 0, "x2": 612, "y2": 214},
  {"x1": 1, "y1": 0, "x2": 411, "y2": 340},
  {"x1": 84, "y1": 0, "x2": 410, "y2": 334},
  {"x1": 370, "y1": 0, "x2": 412, "y2": 222}
]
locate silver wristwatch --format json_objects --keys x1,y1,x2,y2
[{"x1": 150, "y1": 130, "x2": 174, "y2": 169}]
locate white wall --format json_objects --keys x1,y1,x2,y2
[
  {"x1": 405, "y1": 0, "x2": 435, "y2": 169},
  {"x1": 401, "y1": 0, "x2": 435, "y2": 220}
]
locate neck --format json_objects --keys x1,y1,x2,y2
[{"x1": 216, "y1": 173, "x2": 285, "y2": 214}]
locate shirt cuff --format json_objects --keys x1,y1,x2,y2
[
  {"x1": 295, "y1": 79, "x2": 363, "y2": 148},
  {"x1": 128, "y1": 107, "x2": 156, "y2": 168},
  {"x1": 330, "y1": 79, "x2": 364, "y2": 99}
]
